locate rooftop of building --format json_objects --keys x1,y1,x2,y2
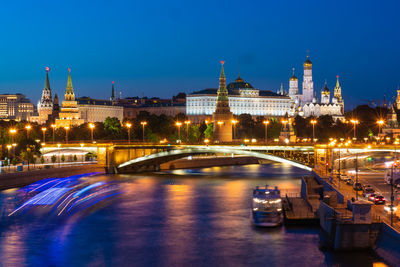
[
  {"x1": 77, "y1": 97, "x2": 117, "y2": 106},
  {"x1": 188, "y1": 88, "x2": 287, "y2": 98}
]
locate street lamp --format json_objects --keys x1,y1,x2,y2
[
  {"x1": 9, "y1": 128, "x2": 16, "y2": 144},
  {"x1": 217, "y1": 121, "x2": 223, "y2": 127},
  {"x1": 184, "y1": 120, "x2": 191, "y2": 142},
  {"x1": 64, "y1": 126, "x2": 70, "y2": 144},
  {"x1": 231, "y1": 119, "x2": 238, "y2": 140},
  {"x1": 80, "y1": 143, "x2": 85, "y2": 163},
  {"x1": 126, "y1": 122, "x2": 132, "y2": 144},
  {"x1": 41, "y1": 127, "x2": 47, "y2": 143},
  {"x1": 57, "y1": 143, "x2": 61, "y2": 167},
  {"x1": 350, "y1": 119, "x2": 359, "y2": 140},
  {"x1": 176, "y1": 122, "x2": 182, "y2": 142},
  {"x1": 89, "y1": 123, "x2": 95, "y2": 143},
  {"x1": 140, "y1": 121, "x2": 147, "y2": 142},
  {"x1": 25, "y1": 125, "x2": 32, "y2": 139},
  {"x1": 263, "y1": 120, "x2": 270, "y2": 143},
  {"x1": 377, "y1": 119, "x2": 385, "y2": 136},
  {"x1": 51, "y1": 124, "x2": 56, "y2": 143},
  {"x1": 310, "y1": 119, "x2": 317, "y2": 142}
]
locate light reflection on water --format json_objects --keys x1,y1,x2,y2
[{"x1": 0, "y1": 163, "x2": 386, "y2": 266}]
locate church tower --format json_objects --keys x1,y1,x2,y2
[
  {"x1": 395, "y1": 86, "x2": 400, "y2": 110},
  {"x1": 212, "y1": 60, "x2": 233, "y2": 142},
  {"x1": 37, "y1": 67, "x2": 54, "y2": 124},
  {"x1": 334, "y1": 75, "x2": 344, "y2": 112},
  {"x1": 321, "y1": 80, "x2": 330, "y2": 105},
  {"x1": 302, "y1": 54, "x2": 314, "y2": 104},
  {"x1": 110, "y1": 81, "x2": 116, "y2": 101},
  {"x1": 289, "y1": 68, "x2": 298, "y2": 100}
]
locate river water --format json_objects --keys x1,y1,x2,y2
[{"x1": 0, "y1": 163, "x2": 387, "y2": 266}]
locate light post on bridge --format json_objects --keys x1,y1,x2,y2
[
  {"x1": 64, "y1": 126, "x2": 70, "y2": 144},
  {"x1": 377, "y1": 119, "x2": 385, "y2": 136},
  {"x1": 126, "y1": 122, "x2": 132, "y2": 144},
  {"x1": 231, "y1": 119, "x2": 238, "y2": 140},
  {"x1": 176, "y1": 122, "x2": 182, "y2": 143},
  {"x1": 263, "y1": 120, "x2": 270, "y2": 144},
  {"x1": 51, "y1": 124, "x2": 56, "y2": 143},
  {"x1": 310, "y1": 119, "x2": 317, "y2": 143},
  {"x1": 89, "y1": 123, "x2": 95, "y2": 143},
  {"x1": 41, "y1": 127, "x2": 47, "y2": 143},
  {"x1": 9, "y1": 128, "x2": 16, "y2": 144},
  {"x1": 141, "y1": 121, "x2": 147, "y2": 142},
  {"x1": 350, "y1": 119, "x2": 359, "y2": 141},
  {"x1": 184, "y1": 120, "x2": 191, "y2": 142}
]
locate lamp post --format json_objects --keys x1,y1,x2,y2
[
  {"x1": 310, "y1": 119, "x2": 317, "y2": 143},
  {"x1": 57, "y1": 143, "x2": 61, "y2": 167},
  {"x1": 25, "y1": 125, "x2": 32, "y2": 139},
  {"x1": 89, "y1": 123, "x2": 95, "y2": 143},
  {"x1": 263, "y1": 120, "x2": 270, "y2": 143},
  {"x1": 176, "y1": 122, "x2": 182, "y2": 143},
  {"x1": 51, "y1": 124, "x2": 56, "y2": 143},
  {"x1": 355, "y1": 153, "x2": 359, "y2": 200},
  {"x1": 184, "y1": 120, "x2": 191, "y2": 142},
  {"x1": 377, "y1": 119, "x2": 385, "y2": 136},
  {"x1": 9, "y1": 128, "x2": 16, "y2": 144},
  {"x1": 126, "y1": 122, "x2": 132, "y2": 144},
  {"x1": 64, "y1": 126, "x2": 70, "y2": 144},
  {"x1": 80, "y1": 143, "x2": 84, "y2": 163},
  {"x1": 6, "y1": 144, "x2": 11, "y2": 172},
  {"x1": 231, "y1": 119, "x2": 238, "y2": 140},
  {"x1": 350, "y1": 119, "x2": 359, "y2": 140},
  {"x1": 141, "y1": 121, "x2": 147, "y2": 142},
  {"x1": 41, "y1": 127, "x2": 47, "y2": 143}
]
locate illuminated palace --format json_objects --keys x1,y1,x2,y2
[
  {"x1": 187, "y1": 55, "x2": 345, "y2": 122},
  {"x1": 55, "y1": 68, "x2": 84, "y2": 127},
  {"x1": 186, "y1": 68, "x2": 293, "y2": 122}
]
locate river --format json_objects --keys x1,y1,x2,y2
[{"x1": 0, "y1": 163, "x2": 387, "y2": 266}]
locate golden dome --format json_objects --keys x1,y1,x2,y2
[{"x1": 304, "y1": 55, "x2": 312, "y2": 67}]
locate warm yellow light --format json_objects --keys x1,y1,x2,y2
[
  {"x1": 263, "y1": 120, "x2": 270, "y2": 125},
  {"x1": 41, "y1": 127, "x2": 47, "y2": 132},
  {"x1": 80, "y1": 143, "x2": 84, "y2": 147},
  {"x1": 64, "y1": 126, "x2": 70, "y2": 130},
  {"x1": 89, "y1": 123, "x2": 95, "y2": 129},
  {"x1": 6, "y1": 144, "x2": 11, "y2": 149},
  {"x1": 57, "y1": 143, "x2": 61, "y2": 148},
  {"x1": 231, "y1": 119, "x2": 238, "y2": 125},
  {"x1": 204, "y1": 139, "x2": 209, "y2": 143},
  {"x1": 217, "y1": 121, "x2": 223, "y2": 126},
  {"x1": 176, "y1": 122, "x2": 182, "y2": 126},
  {"x1": 205, "y1": 120, "x2": 209, "y2": 124},
  {"x1": 25, "y1": 125, "x2": 32, "y2": 130},
  {"x1": 244, "y1": 139, "x2": 250, "y2": 143},
  {"x1": 141, "y1": 121, "x2": 147, "y2": 126},
  {"x1": 9, "y1": 128, "x2": 16, "y2": 134},
  {"x1": 125, "y1": 122, "x2": 132, "y2": 128},
  {"x1": 51, "y1": 124, "x2": 56, "y2": 129},
  {"x1": 184, "y1": 120, "x2": 191, "y2": 125},
  {"x1": 310, "y1": 119, "x2": 317, "y2": 125},
  {"x1": 377, "y1": 119, "x2": 385, "y2": 126},
  {"x1": 350, "y1": 119, "x2": 359, "y2": 125}
]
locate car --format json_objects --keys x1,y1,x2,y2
[
  {"x1": 340, "y1": 174, "x2": 348, "y2": 181},
  {"x1": 353, "y1": 182, "x2": 363, "y2": 191},
  {"x1": 374, "y1": 195, "x2": 386, "y2": 205},
  {"x1": 363, "y1": 186, "x2": 375, "y2": 197},
  {"x1": 368, "y1": 193, "x2": 377, "y2": 202},
  {"x1": 345, "y1": 178, "x2": 353, "y2": 185}
]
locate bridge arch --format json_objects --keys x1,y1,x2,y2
[{"x1": 117, "y1": 146, "x2": 312, "y2": 173}]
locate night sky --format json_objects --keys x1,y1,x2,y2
[{"x1": 0, "y1": 0, "x2": 399, "y2": 109}]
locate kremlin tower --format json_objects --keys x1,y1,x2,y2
[
  {"x1": 302, "y1": 55, "x2": 314, "y2": 104},
  {"x1": 212, "y1": 61, "x2": 233, "y2": 142},
  {"x1": 110, "y1": 81, "x2": 116, "y2": 101},
  {"x1": 334, "y1": 75, "x2": 344, "y2": 113},
  {"x1": 37, "y1": 67, "x2": 54, "y2": 124},
  {"x1": 55, "y1": 68, "x2": 84, "y2": 127}
]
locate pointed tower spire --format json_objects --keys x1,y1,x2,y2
[
  {"x1": 216, "y1": 60, "x2": 228, "y2": 103},
  {"x1": 65, "y1": 68, "x2": 75, "y2": 101},
  {"x1": 111, "y1": 81, "x2": 116, "y2": 101},
  {"x1": 39, "y1": 66, "x2": 53, "y2": 109},
  {"x1": 45, "y1": 66, "x2": 51, "y2": 90}
]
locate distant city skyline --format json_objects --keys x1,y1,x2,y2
[{"x1": 0, "y1": 0, "x2": 399, "y2": 108}]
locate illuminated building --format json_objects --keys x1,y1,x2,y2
[
  {"x1": 55, "y1": 68, "x2": 84, "y2": 127},
  {"x1": 77, "y1": 97, "x2": 124, "y2": 122},
  {"x1": 0, "y1": 94, "x2": 34, "y2": 121}
]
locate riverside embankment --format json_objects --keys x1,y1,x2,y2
[{"x1": 0, "y1": 164, "x2": 104, "y2": 190}]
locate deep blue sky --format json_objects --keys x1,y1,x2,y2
[{"x1": 0, "y1": 0, "x2": 399, "y2": 108}]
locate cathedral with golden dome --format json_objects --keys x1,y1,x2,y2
[{"x1": 288, "y1": 55, "x2": 344, "y2": 120}]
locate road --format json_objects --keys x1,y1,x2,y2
[{"x1": 337, "y1": 167, "x2": 400, "y2": 228}]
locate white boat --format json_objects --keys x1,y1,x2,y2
[{"x1": 251, "y1": 185, "x2": 283, "y2": 227}]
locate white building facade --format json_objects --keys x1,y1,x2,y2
[{"x1": 186, "y1": 76, "x2": 293, "y2": 117}]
